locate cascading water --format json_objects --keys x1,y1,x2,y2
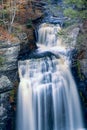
[
  {"x1": 16, "y1": 23, "x2": 85, "y2": 130},
  {"x1": 38, "y1": 24, "x2": 61, "y2": 46}
]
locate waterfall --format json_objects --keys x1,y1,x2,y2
[
  {"x1": 38, "y1": 23, "x2": 61, "y2": 47},
  {"x1": 16, "y1": 23, "x2": 85, "y2": 130}
]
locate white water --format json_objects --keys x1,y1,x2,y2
[{"x1": 16, "y1": 23, "x2": 85, "y2": 130}]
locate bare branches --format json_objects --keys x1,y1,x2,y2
[
  {"x1": 8, "y1": 0, "x2": 17, "y2": 33},
  {"x1": 0, "y1": 0, "x2": 17, "y2": 33}
]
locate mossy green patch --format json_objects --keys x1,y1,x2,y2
[{"x1": 0, "y1": 56, "x2": 4, "y2": 66}]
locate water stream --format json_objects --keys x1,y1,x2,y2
[{"x1": 16, "y1": 23, "x2": 85, "y2": 130}]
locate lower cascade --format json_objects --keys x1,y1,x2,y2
[{"x1": 16, "y1": 23, "x2": 85, "y2": 130}]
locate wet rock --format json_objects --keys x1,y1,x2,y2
[
  {"x1": 28, "y1": 49, "x2": 59, "y2": 59},
  {"x1": 44, "y1": 16, "x2": 65, "y2": 25}
]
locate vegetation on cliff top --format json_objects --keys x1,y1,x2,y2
[
  {"x1": 0, "y1": 0, "x2": 87, "y2": 42},
  {"x1": 63, "y1": 0, "x2": 87, "y2": 20},
  {"x1": 0, "y1": 0, "x2": 43, "y2": 42}
]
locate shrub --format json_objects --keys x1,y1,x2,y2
[{"x1": 63, "y1": 0, "x2": 87, "y2": 21}]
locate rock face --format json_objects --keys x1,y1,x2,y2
[
  {"x1": 0, "y1": 1, "x2": 45, "y2": 130},
  {"x1": 72, "y1": 21, "x2": 87, "y2": 126},
  {"x1": 80, "y1": 59, "x2": 87, "y2": 78},
  {"x1": 0, "y1": 41, "x2": 20, "y2": 71},
  {"x1": 0, "y1": 92, "x2": 15, "y2": 130},
  {"x1": 0, "y1": 22, "x2": 38, "y2": 130},
  {"x1": 77, "y1": 21, "x2": 87, "y2": 79},
  {"x1": 58, "y1": 22, "x2": 87, "y2": 126},
  {"x1": 0, "y1": 41, "x2": 19, "y2": 130},
  {"x1": 61, "y1": 25, "x2": 80, "y2": 48},
  {"x1": 0, "y1": 75, "x2": 13, "y2": 130},
  {"x1": 0, "y1": 75, "x2": 12, "y2": 93}
]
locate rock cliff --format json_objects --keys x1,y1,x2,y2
[{"x1": 0, "y1": 1, "x2": 45, "y2": 130}]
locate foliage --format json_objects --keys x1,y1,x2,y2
[
  {"x1": 57, "y1": 29, "x2": 67, "y2": 40},
  {"x1": 0, "y1": 19, "x2": 4, "y2": 25},
  {"x1": 77, "y1": 33, "x2": 87, "y2": 44},
  {"x1": 0, "y1": 56, "x2": 4, "y2": 66},
  {"x1": 64, "y1": 0, "x2": 87, "y2": 8},
  {"x1": 63, "y1": 0, "x2": 87, "y2": 20},
  {"x1": 64, "y1": 7, "x2": 79, "y2": 19},
  {"x1": 57, "y1": 29, "x2": 65, "y2": 36},
  {"x1": 0, "y1": 0, "x2": 40, "y2": 42},
  {"x1": 10, "y1": 89, "x2": 15, "y2": 102},
  {"x1": 0, "y1": 0, "x2": 17, "y2": 33},
  {"x1": 0, "y1": 9, "x2": 8, "y2": 16},
  {"x1": 63, "y1": 20, "x2": 76, "y2": 27}
]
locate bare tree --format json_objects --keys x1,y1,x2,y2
[
  {"x1": 8, "y1": 0, "x2": 17, "y2": 33},
  {"x1": 0, "y1": 0, "x2": 17, "y2": 33}
]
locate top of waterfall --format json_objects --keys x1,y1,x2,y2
[
  {"x1": 39, "y1": 23, "x2": 61, "y2": 28},
  {"x1": 37, "y1": 23, "x2": 62, "y2": 47}
]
